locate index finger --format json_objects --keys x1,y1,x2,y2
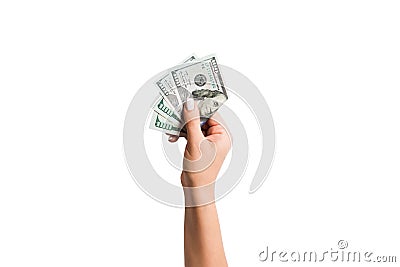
[{"x1": 207, "y1": 113, "x2": 224, "y2": 127}]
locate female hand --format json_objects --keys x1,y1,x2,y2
[{"x1": 167, "y1": 98, "x2": 231, "y2": 188}]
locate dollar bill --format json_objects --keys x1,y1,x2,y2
[
  {"x1": 151, "y1": 96, "x2": 182, "y2": 126},
  {"x1": 154, "y1": 55, "x2": 198, "y2": 119},
  {"x1": 171, "y1": 55, "x2": 228, "y2": 119},
  {"x1": 148, "y1": 111, "x2": 181, "y2": 136},
  {"x1": 149, "y1": 54, "x2": 228, "y2": 134}
]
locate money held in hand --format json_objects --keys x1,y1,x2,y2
[{"x1": 149, "y1": 54, "x2": 228, "y2": 135}]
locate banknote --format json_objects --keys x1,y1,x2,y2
[
  {"x1": 149, "y1": 54, "x2": 228, "y2": 134},
  {"x1": 148, "y1": 111, "x2": 181, "y2": 136},
  {"x1": 154, "y1": 55, "x2": 197, "y2": 119},
  {"x1": 151, "y1": 96, "x2": 182, "y2": 126},
  {"x1": 171, "y1": 55, "x2": 228, "y2": 119}
]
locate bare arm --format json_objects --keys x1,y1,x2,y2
[
  {"x1": 168, "y1": 98, "x2": 230, "y2": 267},
  {"x1": 184, "y1": 201, "x2": 227, "y2": 267}
]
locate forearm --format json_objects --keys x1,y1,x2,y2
[
  {"x1": 184, "y1": 200, "x2": 227, "y2": 267},
  {"x1": 179, "y1": 103, "x2": 230, "y2": 266}
]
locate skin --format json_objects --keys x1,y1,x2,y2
[{"x1": 167, "y1": 99, "x2": 230, "y2": 267}]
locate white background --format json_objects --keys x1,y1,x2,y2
[{"x1": 1, "y1": 1, "x2": 399, "y2": 266}]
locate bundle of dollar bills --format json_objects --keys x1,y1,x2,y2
[{"x1": 149, "y1": 54, "x2": 228, "y2": 136}]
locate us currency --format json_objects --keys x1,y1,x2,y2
[
  {"x1": 148, "y1": 111, "x2": 181, "y2": 136},
  {"x1": 154, "y1": 55, "x2": 197, "y2": 120},
  {"x1": 171, "y1": 55, "x2": 228, "y2": 120},
  {"x1": 151, "y1": 96, "x2": 182, "y2": 126}
]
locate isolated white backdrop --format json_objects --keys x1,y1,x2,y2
[{"x1": 0, "y1": 1, "x2": 399, "y2": 266}]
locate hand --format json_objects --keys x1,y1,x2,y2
[
  {"x1": 167, "y1": 98, "x2": 231, "y2": 188},
  {"x1": 172, "y1": 100, "x2": 230, "y2": 266}
]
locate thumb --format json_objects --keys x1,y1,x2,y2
[{"x1": 183, "y1": 98, "x2": 204, "y2": 147}]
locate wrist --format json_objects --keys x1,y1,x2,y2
[{"x1": 182, "y1": 182, "x2": 216, "y2": 207}]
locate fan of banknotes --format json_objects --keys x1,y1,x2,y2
[{"x1": 149, "y1": 54, "x2": 228, "y2": 136}]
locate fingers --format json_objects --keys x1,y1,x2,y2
[
  {"x1": 183, "y1": 98, "x2": 204, "y2": 146},
  {"x1": 207, "y1": 112, "x2": 224, "y2": 127},
  {"x1": 167, "y1": 99, "x2": 225, "y2": 143},
  {"x1": 166, "y1": 132, "x2": 187, "y2": 143},
  {"x1": 167, "y1": 135, "x2": 179, "y2": 143}
]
